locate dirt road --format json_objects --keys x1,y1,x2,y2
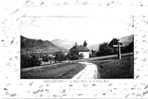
[{"x1": 72, "y1": 62, "x2": 99, "y2": 79}]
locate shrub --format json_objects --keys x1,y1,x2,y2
[
  {"x1": 67, "y1": 45, "x2": 79, "y2": 60},
  {"x1": 54, "y1": 51, "x2": 66, "y2": 61},
  {"x1": 21, "y1": 54, "x2": 41, "y2": 68},
  {"x1": 42, "y1": 55, "x2": 50, "y2": 62},
  {"x1": 96, "y1": 42, "x2": 114, "y2": 56}
]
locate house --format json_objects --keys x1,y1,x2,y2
[
  {"x1": 77, "y1": 45, "x2": 89, "y2": 59},
  {"x1": 68, "y1": 41, "x2": 90, "y2": 59}
]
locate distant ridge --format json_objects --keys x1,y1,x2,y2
[
  {"x1": 120, "y1": 34, "x2": 134, "y2": 46},
  {"x1": 21, "y1": 36, "x2": 66, "y2": 55},
  {"x1": 21, "y1": 34, "x2": 134, "y2": 55},
  {"x1": 51, "y1": 39, "x2": 75, "y2": 49}
]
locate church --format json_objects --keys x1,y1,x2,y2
[
  {"x1": 74, "y1": 41, "x2": 90, "y2": 59},
  {"x1": 77, "y1": 45, "x2": 89, "y2": 59}
]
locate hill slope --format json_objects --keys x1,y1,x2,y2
[
  {"x1": 51, "y1": 39, "x2": 75, "y2": 49},
  {"x1": 52, "y1": 39, "x2": 99, "y2": 50},
  {"x1": 119, "y1": 34, "x2": 134, "y2": 46},
  {"x1": 21, "y1": 36, "x2": 65, "y2": 54}
]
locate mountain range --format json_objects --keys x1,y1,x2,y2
[
  {"x1": 51, "y1": 39, "x2": 99, "y2": 50},
  {"x1": 21, "y1": 34, "x2": 134, "y2": 55},
  {"x1": 51, "y1": 39, "x2": 75, "y2": 50},
  {"x1": 51, "y1": 34, "x2": 134, "y2": 50},
  {"x1": 119, "y1": 34, "x2": 134, "y2": 46},
  {"x1": 21, "y1": 36, "x2": 67, "y2": 55}
]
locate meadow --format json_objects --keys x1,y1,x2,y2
[
  {"x1": 21, "y1": 53, "x2": 134, "y2": 79},
  {"x1": 21, "y1": 62, "x2": 85, "y2": 79},
  {"x1": 91, "y1": 54, "x2": 134, "y2": 78}
]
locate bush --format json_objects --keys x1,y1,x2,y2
[
  {"x1": 42, "y1": 55, "x2": 50, "y2": 62},
  {"x1": 21, "y1": 54, "x2": 41, "y2": 68},
  {"x1": 121, "y1": 41, "x2": 134, "y2": 53},
  {"x1": 67, "y1": 54, "x2": 79, "y2": 60},
  {"x1": 96, "y1": 42, "x2": 114, "y2": 56},
  {"x1": 79, "y1": 53, "x2": 84, "y2": 59},
  {"x1": 67, "y1": 45, "x2": 79, "y2": 60},
  {"x1": 54, "y1": 51, "x2": 66, "y2": 61}
]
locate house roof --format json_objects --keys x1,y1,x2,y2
[{"x1": 77, "y1": 46, "x2": 89, "y2": 52}]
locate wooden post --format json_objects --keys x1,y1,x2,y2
[
  {"x1": 113, "y1": 41, "x2": 123, "y2": 60},
  {"x1": 118, "y1": 42, "x2": 121, "y2": 59}
]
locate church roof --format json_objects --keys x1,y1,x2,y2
[{"x1": 77, "y1": 46, "x2": 89, "y2": 52}]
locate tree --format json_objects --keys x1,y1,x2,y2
[
  {"x1": 67, "y1": 45, "x2": 79, "y2": 60},
  {"x1": 79, "y1": 53, "x2": 84, "y2": 59},
  {"x1": 127, "y1": 41, "x2": 134, "y2": 52},
  {"x1": 21, "y1": 54, "x2": 41, "y2": 68},
  {"x1": 90, "y1": 49, "x2": 96, "y2": 57},
  {"x1": 73, "y1": 42, "x2": 78, "y2": 49},
  {"x1": 108, "y1": 38, "x2": 119, "y2": 47},
  {"x1": 42, "y1": 55, "x2": 50, "y2": 62},
  {"x1": 121, "y1": 41, "x2": 134, "y2": 53},
  {"x1": 83, "y1": 40, "x2": 87, "y2": 47},
  {"x1": 96, "y1": 42, "x2": 114, "y2": 56},
  {"x1": 31, "y1": 55, "x2": 41, "y2": 66},
  {"x1": 54, "y1": 51, "x2": 65, "y2": 61}
]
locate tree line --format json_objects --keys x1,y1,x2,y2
[{"x1": 21, "y1": 39, "x2": 133, "y2": 68}]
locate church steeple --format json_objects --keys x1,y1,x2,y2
[{"x1": 83, "y1": 40, "x2": 87, "y2": 47}]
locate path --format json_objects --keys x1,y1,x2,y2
[{"x1": 72, "y1": 62, "x2": 100, "y2": 79}]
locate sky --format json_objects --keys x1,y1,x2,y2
[{"x1": 20, "y1": 6, "x2": 134, "y2": 45}]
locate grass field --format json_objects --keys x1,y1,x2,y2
[
  {"x1": 91, "y1": 54, "x2": 134, "y2": 79},
  {"x1": 21, "y1": 62, "x2": 85, "y2": 79},
  {"x1": 21, "y1": 53, "x2": 134, "y2": 79}
]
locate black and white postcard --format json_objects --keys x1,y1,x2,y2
[{"x1": 1, "y1": 0, "x2": 148, "y2": 98}]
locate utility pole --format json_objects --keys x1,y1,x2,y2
[
  {"x1": 113, "y1": 39, "x2": 123, "y2": 60},
  {"x1": 132, "y1": 16, "x2": 134, "y2": 28},
  {"x1": 132, "y1": 16, "x2": 135, "y2": 36}
]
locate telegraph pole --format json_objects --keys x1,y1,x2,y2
[
  {"x1": 132, "y1": 15, "x2": 135, "y2": 35},
  {"x1": 113, "y1": 39, "x2": 123, "y2": 60},
  {"x1": 132, "y1": 16, "x2": 134, "y2": 28}
]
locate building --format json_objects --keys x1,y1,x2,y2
[
  {"x1": 77, "y1": 45, "x2": 89, "y2": 59},
  {"x1": 68, "y1": 41, "x2": 90, "y2": 59}
]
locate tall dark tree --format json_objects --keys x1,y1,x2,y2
[
  {"x1": 108, "y1": 38, "x2": 119, "y2": 47},
  {"x1": 96, "y1": 42, "x2": 114, "y2": 56},
  {"x1": 121, "y1": 41, "x2": 134, "y2": 53},
  {"x1": 54, "y1": 51, "x2": 65, "y2": 61},
  {"x1": 21, "y1": 54, "x2": 41, "y2": 68},
  {"x1": 83, "y1": 40, "x2": 87, "y2": 47},
  {"x1": 90, "y1": 49, "x2": 96, "y2": 57},
  {"x1": 128, "y1": 41, "x2": 134, "y2": 52},
  {"x1": 67, "y1": 44, "x2": 79, "y2": 60}
]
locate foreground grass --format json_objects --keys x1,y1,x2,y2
[
  {"x1": 91, "y1": 55, "x2": 134, "y2": 79},
  {"x1": 21, "y1": 62, "x2": 85, "y2": 79}
]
